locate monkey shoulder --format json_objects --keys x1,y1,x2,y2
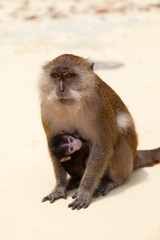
[{"x1": 96, "y1": 76, "x2": 129, "y2": 113}]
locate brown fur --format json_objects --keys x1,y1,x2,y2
[{"x1": 39, "y1": 54, "x2": 160, "y2": 210}]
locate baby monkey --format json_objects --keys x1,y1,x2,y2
[
  {"x1": 49, "y1": 133, "x2": 84, "y2": 162},
  {"x1": 49, "y1": 133, "x2": 90, "y2": 188}
]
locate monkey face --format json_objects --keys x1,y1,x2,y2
[
  {"x1": 64, "y1": 135, "x2": 82, "y2": 155},
  {"x1": 49, "y1": 134, "x2": 83, "y2": 161},
  {"x1": 49, "y1": 71, "x2": 79, "y2": 100},
  {"x1": 39, "y1": 54, "x2": 95, "y2": 103}
]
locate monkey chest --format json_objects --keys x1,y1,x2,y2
[{"x1": 44, "y1": 102, "x2": 95, "y2": 140}]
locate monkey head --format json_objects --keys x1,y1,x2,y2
[
  {"x1": 39, "y1": 54, "x2": 95, "y2": 103},
  {"x1": 49, "y1": 134, "x2": 83, "y2": 162}
]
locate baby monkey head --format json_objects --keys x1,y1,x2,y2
[
  {"x1": 40, "y1": 54, "x2": 95, "y2": 103},
  {"x1": 49, "y1": 134, "x2": 83, "y2": 162}
]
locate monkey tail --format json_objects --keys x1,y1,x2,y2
[{"x1": 134, "y1": 147, "x2": 160, "y2": 170}]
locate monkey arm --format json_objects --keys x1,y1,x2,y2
[
  {"x1": 69, "y1": 114, "x2": 117, "y2": 210},
  {"x1": 68, "y1": 140, "x2": 114, "y2": 210},
  {"x1": 42, "y1": 149, "x2": 68, "y2": 203},
  {"x1": 68, "y1": 93, "x2": 117, "y2": 210},
  {"x1": 41, "y1": 113, "x2": 68, "y2": 203}
]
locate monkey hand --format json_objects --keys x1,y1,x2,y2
[
  {"x1": 42, "y1": 186, "x2": 66, "y2": 203},
  {"x1": 68, "y1": 190, "x2": 91, "y2": 210},
  {"x1": 60, "y1": 156, "x2": 71, "y2": 162}
]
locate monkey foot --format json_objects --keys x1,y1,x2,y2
[
  {"x1": 42, "y1": 188, "x2": 66, "y2": 203},
  {"x1": 93, "y1": 179, "x2": 117, "y2": 198},
  {"x1": 68, "y1": 191, "x2": 91, "y2": 210}
]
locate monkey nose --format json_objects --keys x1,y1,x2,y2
[
  {"x1": 72, "y1": 139, "x2": 82, "y2": 151},
  {"x1": 59, "y1": 80, "x2": 64, "y2": 93},
  {"x1": 59, "y1": 88, "x2": 64, "y2": 93}
]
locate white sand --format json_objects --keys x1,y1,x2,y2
[{"x1": 0, "y1": 1, "x2": 160, "y2": 240}]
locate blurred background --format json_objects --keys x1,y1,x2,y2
[
  {"x1": 1, "y1": 0, "x2": 160, "y2": 59},
  {"x1": 0, "y1": 1, "x2": 160, "y2": 56}
]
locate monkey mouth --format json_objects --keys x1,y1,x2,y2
[
  {"x1": 56, "y1": 91, "x2": 70, "y2": 101},
  {"x1": 56, "y1": 89, "x2": 80, "y2": 103},
  {"x1": 57, "y1": 96, "x2": 75, "y2": 104},
  {"x1": 58, "y1": 98, "x2": 72, "y2": 103}
]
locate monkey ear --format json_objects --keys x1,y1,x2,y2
[{"x1": 90, "y1": 63, "x2": 95, "y2": 70}]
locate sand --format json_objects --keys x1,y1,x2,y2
[{"x1": 0, "y1": 1, "x2": 160, "y2": 240}]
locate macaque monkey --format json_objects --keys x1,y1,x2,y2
[
  {"x1": 49, "y1": 133, "x2": 90, "y2": 190},
  {"x1": 39, "y1": 54, "x2": 160, "y2": 210},
  {"x1": 49, "y1": 133, "x2": 86, "y2": 162}
]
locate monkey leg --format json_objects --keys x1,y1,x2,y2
[
  {"x1": 42, "y1": 150, "x2": 68, "y2": 203},
  {"x1": 93, "y1": 176, "x2": 117, "y2": 198},
  {"x1": 106, "y1": 136, "x2": 134, "y2": 192},
  {"x1": 94, "y1": 137, "x2": 134, "y2": 198},
  {"x1": 67, "y1": 178, "x2": 80, "y2": 191}
]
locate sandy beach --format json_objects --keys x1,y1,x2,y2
[{"x1": 0, "y1": 1, "x2": 160, "y2": 239}]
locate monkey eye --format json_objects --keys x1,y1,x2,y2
[
  {"x1": 69, "y1": 137, "x2": 73, "y2": 143},
  {"x1": 50, "y1": 72, "x2": 60, "y2": 78},
  {"x1": 65, "y1": 73, "x2": 74, "y2": 79}
]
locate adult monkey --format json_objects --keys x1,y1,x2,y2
[{"x1": 39, "y1": 54, "x2": 160, "y2": 210}]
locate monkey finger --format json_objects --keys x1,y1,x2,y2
[
  {"x1": 84, "y1": 202, "x2": 90, "y2": 209},
  {"x1": 50, "y1": 197, "x2": 56, "y2": 203},
  {"x1": 68, "y1": 199, "x2": 78, "y2": 209},
  {"x1": 68, "y1": 198, "x2": 90, "y2": 210},
  {"x1": 77, "y1": 201, "x2": 87, "y2": 210},
  {"x1": 69, "y1": 199, "x2": 82, "y2": 210},
  {"x1": 76, "y1": 204, "x2": 84, "y2": 210},
  {"x1": 93, "y1": 191, "x2": 101, "y2": 198},
  {"x1": 42, "y1": 196, "x2": 49, "y2": 202},
  {"x1": 60, "y1": 156, "x2": 71, "y2": 162},
  {"x1": 72, "y1": 192, "x2": 77, "y2": 199},
  {"x1": 93, "y1": 186, "x2": 105, "y2": 198},
  {"x1": 42, "y1": 194, "x2": 55, "y2": 203}
]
